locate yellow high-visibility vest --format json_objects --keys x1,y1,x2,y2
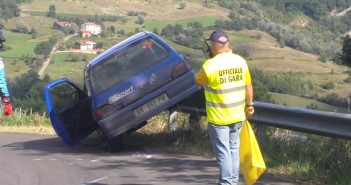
[{"x1": 202, "y1": 52, "x2": 251, "y2": 125}]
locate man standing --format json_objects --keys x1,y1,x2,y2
[
  {"x1": 0, "y1": 29, "x2": 12, "y2": 116},
  {"x1": 195, "y1": 30, "x2": 254, "y2": 185}
]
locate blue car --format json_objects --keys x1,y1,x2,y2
[{"x1": 44, "y1": 31, "x2": 201, "y2": 149}]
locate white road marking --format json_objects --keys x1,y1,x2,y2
[{"x1": 84, "y1": 176, "x2": 109, "y2": 184}]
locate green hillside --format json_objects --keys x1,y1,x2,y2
[
  {"x1": 270, "y1": 92, "x2": 349, "y2": 113},
  {"x1": 0, "y1": 30, "x2": 36, "y2": 57},
  {"x1": 46, "y1": 52, "x2": 96, "y2": 84},
  {"x1": 0, "y1": 0, "x2": 350, "y2": 110},
  {"x1": 1, "y1": 1, "x2": 350, "y2": 184}
]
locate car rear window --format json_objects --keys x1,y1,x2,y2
[{"x1": 91, "y1": 37, "x2": 169, "y2": 94}]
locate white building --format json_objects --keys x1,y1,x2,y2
[
  {"x1": 80, "y1": 22, "x2": 101, "y2": 36},
  {"x1": 75, "y1": 40, "x2": 96, "y2": 50}
]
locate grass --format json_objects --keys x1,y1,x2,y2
[
  {"x1": 45, "y1": 52, "x2": 96, "y2": 84},
  {"x1": 0, "y1": 30, "x2": 37, "y2": 57},
  {"x1": 233, "y1": 30, "x2": 351, "y2": 98},
  {"x1": 0, "y1": 125, "x2": 55, "y2": 135},
  {"x1": 5, "y1": 15, "x2": 61, "y2": 40},
  {"x1": 260, "y1": 129, "x2": 351, "y2": 184},
  {"x1": 145, "y1": 16, "x2": 219, "y2": 31},
  {"x1": 4, "y1": 58, "x2": 32, "y2": 79},
  {"x1": 270, "y1": 92, "x2": 349, "y2": 113},
  {"x1": 131, "y1": 112, "x2": 214, "y2": 156}
]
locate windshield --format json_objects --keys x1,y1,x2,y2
[{"x1": 90, "y1": 37, "x2": 169, "y2": 94}]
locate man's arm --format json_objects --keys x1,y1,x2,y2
[
  {"x1": 245, "y1": 83, "x2": 254, "y2": 118},
  {"x1": 0, "y1": 31, "x2": 12, "y2": 116},
  {"x1": 0, "y1": 58, "x2": 9, "y2": 97},
  {"x1": 0, "y1": 59, "x2": 12, "y2": 116},
  {"x1": 245, "y1": 83, "x2": 253, "y2": 105},
  {"x1": 195, "y1": 67, "x2": 208, "y2": 86}
]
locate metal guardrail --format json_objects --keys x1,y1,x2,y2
[{"x1": 176, "y1": 102, "x2": 351, "y2": 140}]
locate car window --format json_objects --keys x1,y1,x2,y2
[
  {"x1": 91, "y1": 37, "x2": 169, "y2": 94},
  {"x1": 50, "y1": 82, "x2": 79, "y2": 113}
]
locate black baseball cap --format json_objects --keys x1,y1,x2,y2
[{"x1": 206, "y1": 30, "x2": 228, "y2": 45}]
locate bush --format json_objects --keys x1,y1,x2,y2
[
  {"x1": 318, "y1": 53, "x2": 328, "y2": 63},
  {"x1": 260, "y1": 129, "x2": 351, "y2": 184},
  {"x1": 235, "y1": 48, "x2": 250, "y2": 60},
  {"x1": 322, "y1": 81, "x2": 334, "y2": 90},
  {"x1": 344, "y1": 77, "x2": 351, "y2": 83}
]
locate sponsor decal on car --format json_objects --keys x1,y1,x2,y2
[
  {"x1": 109, "y1": 86, "x2": 134, "y2": 104},
  {"x1": 149, "y1": 73, "x2": 157, "y2": 84}
]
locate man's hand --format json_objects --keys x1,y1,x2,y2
[
  {"x1": 2, "y1": 97, "x2": 12, "y2": 116},
  {"x1": 245, "y1": 105, "x2": 254, "y2": 118}
]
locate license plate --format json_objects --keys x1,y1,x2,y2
[{"x1": 134, "y1": 93, "x2": 169, "y2": 117}]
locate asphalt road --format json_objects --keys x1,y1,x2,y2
[{"x1": 0, "y1": 133, "x2": 296, "y2": 185}]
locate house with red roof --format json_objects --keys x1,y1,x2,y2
[
  {"x1": 53, "y1": 21, "x2": 71, "y2": 31},
  {"x1": 74, "y1": 40, "x2": 97, "y2": 50}
]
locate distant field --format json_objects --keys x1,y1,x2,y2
[
  {"x1": 45, "y1": 52, "x2": 97, "y2": 84},
  {"x1": 3, "y1": 58, "x2": 31, "y2": 79},
  {"x1": 19, "y1": 0, "x2": 229, "y2": 21},
  {"x1": 145, "y1": 16, "x2": 219, "y2": 31},
  {"x1": 0, "y1": 30, "x2": 37, "y2": 57},
  {"x1": 231, "y1": 30, "x2": 351, "y2": 98},
  {"x1": 20, "y1": 0, "x2": 225, "y2": 34},
  {"x1": 3, "y1": 0, "x2": 349, "y2": 105},
  {"x1": 270, "y1": 92, "x2": 348, "y2": 113},
  {"x1": 5, "y1": 16, "x2": 61, "y2": 40}
]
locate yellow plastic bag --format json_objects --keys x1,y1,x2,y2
[{"x1": 240, "y1": 120, "x2": 266, "y2": 185}]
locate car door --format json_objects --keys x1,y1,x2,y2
[{"x1": 44, "y1": 78, "x2": 98, "y2": 145}]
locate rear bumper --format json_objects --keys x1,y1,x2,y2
[{"x1": 97, "y1": 70, "x2": 201, "y2": 139}]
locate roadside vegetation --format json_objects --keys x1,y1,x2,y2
[{"x1": 0, "y1": 0, "x2": 351, "y2": 184}]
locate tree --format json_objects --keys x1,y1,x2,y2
[
  {"x1": 31, "y1": 32, "x2": 38, "y2": 39},
  {"x1": 178, "y1": 2, "x2": 187, "y2": 9},
  {"x1": 12, "y1": 70, "x2": 41, "y2": 99},
  {"x1": 306, "y1": 103, "x2": 320, "y2": 110},
  {"x1": 11, "y1": 70, "x2": 48, "y2": 114},
  {"x1": 110, "y1": 26, "x2": 116, "y2": 33},
  {"x1": 34, "y1": 41, "x2": 53, "y2": 57},
  {"x1": 152, "y1": 28, "x2": 159, "y2": 35},
  {"x1": 135, "y1": 15, "x2": 144, "y2": 25},
  {"x1": 340, "y1": 34, "x2": 351, "y2": 67},
  {"x1": 15, "y1": 20, "x2": 31, "y2": 33},
  {"x1": 0, "y1": 0, "x2": 20, "y2": 21},
  {"x1": 68, "y1": 23, "x2": 78, "y2": 34},
  {"x1": 119, "y1": 16, "x2": 128, "y2": 24},
  {"x1": 318, "y1": 53, "x2": 327, "y2": 63},
  {"x1": 117, "y1": 29, "x2": 125, "y2": 35},
  {"x1": 47, "y1": 5, "x2": 56, "y2": 18}
]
